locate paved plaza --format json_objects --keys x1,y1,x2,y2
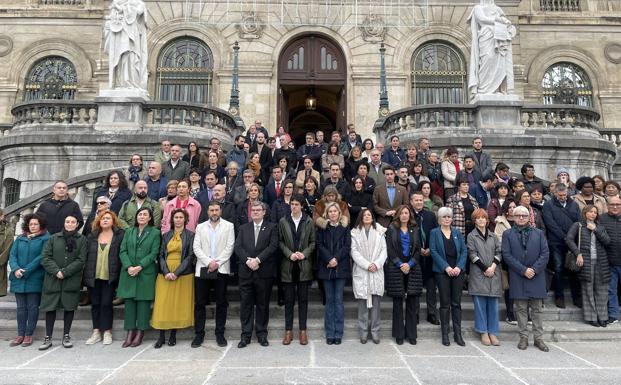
[{"x1": 0, "y1": 336, "x2": 620, "y2": 385}]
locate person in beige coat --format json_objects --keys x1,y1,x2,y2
[{"x1": 351, "y1": 209, "x2": 387, "y2": 344}]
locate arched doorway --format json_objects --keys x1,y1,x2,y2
[{"x1": 277, "y1": 35, "x2": 347, "y2": 145}]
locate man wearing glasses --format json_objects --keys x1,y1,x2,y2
[{"x1": 502, "y1": 205, "x2": 550, "y2": 352}]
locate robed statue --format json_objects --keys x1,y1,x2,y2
[
  {"x1": 467, "y1": 0, "x2": 516, "y2": 97},
  {"x1": 104, "y1": 0, "x2": 148, "y2": 91}
]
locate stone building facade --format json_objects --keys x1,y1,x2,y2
[{"x1": 0, "y1": 0, "x2": 620, "y2": 206}]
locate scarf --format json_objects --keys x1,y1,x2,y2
[
  {"x1": 475, "y1": 227, "x2": 488, "y2": 239},
  {"x1": 452, "y1": 160, "x2": 460, "y2": 174},
  {"x1": 128, "y1": 166, "x2": 143, "y2": 183},
  {"x1": 513, "y1": 224, "x2": 531, "y2": 250},
  {"x1": 62, "y1": 229, "x2": 78, "y2": 253}
]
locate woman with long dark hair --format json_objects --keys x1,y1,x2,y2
[
  {"x1": 93, "y1": 170, "x2": 132, "y2": 214},
  {"x1": 385, "y1": 205, "x2": 422, "y2": 345},
  {"x1": 182, "y1": 141, "x2": 200, "y2": 170}
]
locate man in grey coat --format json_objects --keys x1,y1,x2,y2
[
  {"x1": 501, "y1": 206, "x2": 550, "y2": 352},
  {"x1": 162, "y1": 144, "x2": 190, "y2": 181},
  {"x1": 465, "y1": 137, "x2": 493, "y2": 177}
]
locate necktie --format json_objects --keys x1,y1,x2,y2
[
  {"x1": 254, "y1": 225, "x2": 260, "y2": 246},
  {"x1": 276, "y1": 181, "x2": 281, "y2": 197},
  {"x1": 208, "y1": 189, "x2": 213, "y2": 201}
]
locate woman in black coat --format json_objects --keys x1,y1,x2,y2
[
  {"x1": 565, "y1": 205, "x2": 611, "y2": 327},
  {"x1": 92, "y1": 170, "x2": 132, "y2": 215},
  {"x1": 348, "y1": 176, "x2": 374, "y2": 226},
  {"x1": 84, "y1": 210, "x2": 125, "y2": 346},
  {"x1": 385, "y1": 205, "x2": 423, "y2": 345},
  {"x1": 316, "y1": 202, "x2": 351, "y2": 345}
]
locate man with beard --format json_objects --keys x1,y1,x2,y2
[
  {"x1": 226, "y1": 135, "x2": 248, "y2": 173},
  {"x1": 118, "y1": 180, "x2": 162, "y2": 228},
  {"x1": 192, "y1": 201, "x2": 236, "y2": 348}
]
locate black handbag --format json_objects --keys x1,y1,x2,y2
[
  {"x1": 199, "y1": 266, "x2": 218, "y2": 280},
  {"x1": 564, "y1": 223, "x2": 582, "y2": 272}
]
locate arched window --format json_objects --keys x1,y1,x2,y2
[
  {"x1": 412, "y1": 42, "x2": 466, "y2": 105},
  {"x1": 24, "y1": 56, "x2": 77, "y2": 101},
  {"x1": 542, "y1": 62, "x2": 593, "y2": 107},
  {"x1": 3, "y1": 178, "x2": 20, "y2": 206},
  {"x1": 156, "y1": 38, "x2": 214, "y2": 104}
]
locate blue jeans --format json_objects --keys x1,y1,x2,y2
[
  {"x1": 323, "y1": 278, "x2": 345, "y2": 339},
  {"x1": 472, "y1": 295, "x2": 499, "y2": 336},
  {"x1": 608, "y1": 265, "x2": 621, "y2": 320},
  {"x1": 15, "y1": 292, "x2": 41, "y2": 337}
]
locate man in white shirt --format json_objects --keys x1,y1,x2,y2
[{"x1": 192, "y1": 201, "x2": 235, "y2": 348}]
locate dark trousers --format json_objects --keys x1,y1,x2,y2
[
  {"x1": 89, "y1": 279, "x2": 116, "y2": 331},
  {"x1": 45, "y1": 310, "x2": 75, "y2": 337},
  {"x1": 436, "y1": 272, "x2": 464, "y2": 336},
  {"x1": 284, "y1": 280, "x2": 310, "y2": 330},
  {"x1": 549, "y1": 243, "x2": 581, "y2": 300},
  {"x1": 195, "y1": 274, "x2": 229, "y2": 337},
  {"x1": 15, "y1": 292, "x2": 41, "y2": 337},
  {"x1": 239, "y1": 276, "x2": 273, "y2": 340},
  {"x1": 392, "y1": 295, "x2": 419, "y2": 340},
  {"x1": 424, "y1": 273, "x2": 438, "y2": 318}
]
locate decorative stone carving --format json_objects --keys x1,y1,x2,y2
[
  {"x1": 0, "y1": 35, "x2": 13, "y2": 58},
  {"x1": 467, "y1": 0, "x2": 516, "y2": 98},
  {"x1": 103, "y1": 0, "x2": 148, "y2": 93},
  {"x1": 360, "y1": 14, "x2": 386, "y2": 42},
  {"x1": 236, "y1": 12, "x2": 264, "y2": 40},
  {"x1": 604, "y1": 43, "x2": 621, "y2": 64}
]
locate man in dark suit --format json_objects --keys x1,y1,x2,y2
[
  {"x1": 410, "y1": 191, "x2": 440, "y2": 325},
  {"x1": 296, "y1": 132, "x2": 322, "y2": 172},
  {"x1": 245, "y1": 125, "x2": 258, "y2": 149},
  {"x1": 198, "y1": 184, "x2": 235, "y2": 224},
  {"x1": 320, "y1": 162, "x2": 352, "y2": 202},
  {"x1": 235, "y1": 201, "x2": 279, "y2": 348},
  {"x1": 263, "y1": 166, "x2": 285, "y2": 208},
  {"x1": 372, "y1": 166, "x2": 409, "y2": 227}
]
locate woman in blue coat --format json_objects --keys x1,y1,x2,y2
[
  {"x1": 8, "y1": 213, "x2": 50, "y2": 347},
  {"x1": 429, "y1": 207, "x2": 468, "y2": 347}
]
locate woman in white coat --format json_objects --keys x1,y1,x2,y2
[{"x1": 351, "y1": 209, "x2": 388, "y2": 344}]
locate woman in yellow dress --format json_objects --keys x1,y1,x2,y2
[{"x1": 152, "y1": 208, "x2": 195, "y2": 348}]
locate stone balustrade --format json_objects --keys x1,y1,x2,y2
[
  {"x1": 539, "y1": 0, "x2": 581, "y2": 12},
  {"x1": 520, "y1": 104, "x2": 600, "y2": 130},
  {"x1": 381, "y1": 104, "x2": 476, "y2": 139},
  {"x1": 39, "y1": 0, "x2": 87, "y2": 5},
  {"x1": 11, "y1": 100, "x2": 98, "y2": 128},
  {"x1": 144, "y1": 101, "x2": 244, "y2": 137}
]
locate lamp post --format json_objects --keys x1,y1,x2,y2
[
  {"x1": 378, "y1": 42, "x2": 389, "y2": 117},
  {"x1": 229, "y1": 41, "x2": 240, "y2": 117}
]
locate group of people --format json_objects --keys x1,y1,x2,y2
[{"x1": 3, "y1": 124, "x2": 621, "y2": 353}]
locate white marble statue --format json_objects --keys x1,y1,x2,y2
[
  {"x1": 104, "y1": 0, "x2": 148, "y2": 91},
  {"x1": 467, "y1": 0, "x2": 516, "y2": 97}
]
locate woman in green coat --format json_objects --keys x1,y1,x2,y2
[
  {"x1": 117, "y1": 207, "x2": 160, "y2": 348},
  {"x1": 38, "y1": 215, "x2": 87, "y2": 350}
]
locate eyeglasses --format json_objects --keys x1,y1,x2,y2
[
  {"x1": 96, "y1": 201, "x2": 107, "y2": 206},
  {"x1": 609, "y1": 203, "x2": 621, "y2": 207},
  {"x1": 441, "y1": 215, "x2": 452, "y2": 218},
  {"x1": 515, "y1": 215, "x2": 530, "y2": 218}
]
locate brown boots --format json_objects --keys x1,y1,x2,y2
[
  {"x1": 121, "y1": 330, "x2": 144, "y2": 348},
  {"x1": 282, "y1": 330, "x2": 308, "y2": 345}
]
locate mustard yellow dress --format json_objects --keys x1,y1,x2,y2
[{"x1": 151, "y1": 232, "x2": 194, "y2": 329}]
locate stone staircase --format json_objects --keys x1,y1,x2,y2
[{"x1": 1, "y1": 285, "x2": 620, "y2": 344}]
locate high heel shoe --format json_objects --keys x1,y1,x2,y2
[{"x1": 122, "y1": 330, "x2": 136, "y2": 348}]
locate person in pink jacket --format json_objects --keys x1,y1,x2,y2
[{"x1": 161, "y1": 180, "x2": 201, "y2": 233}]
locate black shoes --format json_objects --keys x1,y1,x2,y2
[
  {"x1": 441, "y1": 335, "x2": 450, "y2": 347},
  {"x1": 396, "y1": 338, "x2": 404, "y2": 345},
  {"x1": 333, "y1": 338, "x2": 341, "y2": 345},
  {"x1": 409, "y1": 338, "x2": 417, "y2": 345},
  {"x1": 588, "y1": 321, "x2": 600, "y2": 327},
  {"x1": 154, "y1": 336, "x2": 165, "y2": 349},
  {"x1": 237, "y1": 338, "x2": 250, "y2": 348},
  {"x1": 191, "y1": 334, "x2": 204, "y2": 348},
  {"x1": 326, "y1": 338, "x2": 334, "y2": 345},
  {"x1": 599, "y1": 320, "x2": 608, "y2": 328},
  {"x1": 555, "y1": 297, "x2": 566, "y2": 309},
  {"x1": 454, "y1": 333, "x2": 466, "y2": 347},
  {"x1": 258, "y1": 337, "x2": 269, "y2": 347},
  {"x1": 216, "y1": 335, "x2": 228, "y2": 347},
  {"x1": 427, "y1": 315, "x2": 440, "y2": 325}
]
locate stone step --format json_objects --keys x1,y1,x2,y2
[{"x1": 1, "y1": 318, "x2": 620, "y2": 344}]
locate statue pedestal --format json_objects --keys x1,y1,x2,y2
[
  {"x1": 94, "y1": 89, "x2": 150, "y2": 130},
  {"x1": 471, "y1": 94, "x2": 523, "y2": 130}
]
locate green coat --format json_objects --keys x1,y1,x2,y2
[
  {"x1": 116, "y1": 226, "x2": 160, "y2": 301},
  {"x1": 118, "y1": 196, "x2": 162, "y2": 229},
  {"x1": 39, "y1": 232, "x2": 87, "y2": 312},
  {"x1": 0, "y1": 219, "x2": 15, "y2": 297},
  {"x1": 278, "y1": 215, "x2": 316, "y2": 282}
]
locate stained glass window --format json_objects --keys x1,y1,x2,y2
[
  {"x1": 24, "y1": 56, "x2": 77, "y2": 101},
  {"x1": 412, "y1": 42, "x2": 466, "y2": 104},
  {"x1": 156, "y1": 38, "x2": 214, "y2": 104},
  {"x1": 542, "y1": 62, "x2": 593, "y2": 107}
]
